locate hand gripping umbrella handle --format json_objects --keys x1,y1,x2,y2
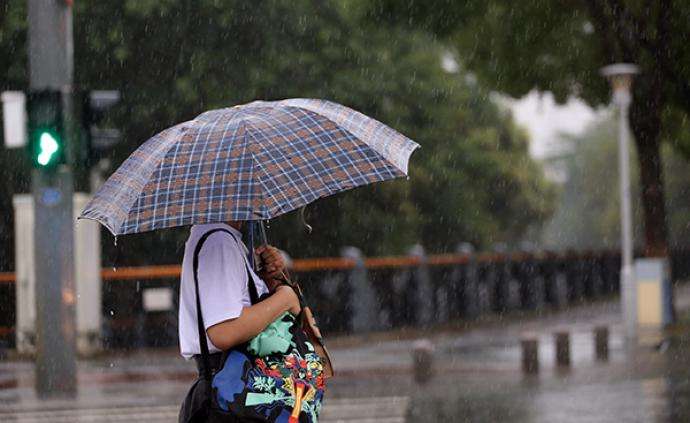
[
  {"x1": 248, "y1": 221, "x2": 267, "y2": 273},
  {"x1": 256, "y1": 220, "x2": 291, "y2": 284}
]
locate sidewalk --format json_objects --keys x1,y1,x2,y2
[{"x1": 1, "y1": 284, "x2": 689, "y2": 422}]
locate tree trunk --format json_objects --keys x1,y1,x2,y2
[{"x1": 630, "y1": 98, "x2": 669, "y2": 257}]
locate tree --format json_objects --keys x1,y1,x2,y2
[
  {"x1": 0, "y1": 0, "x2": 554, "y2": 267},
  {"x1": 543, "y1": 116, "x2": 690, "y2": 251},
  {"x1": 364, "y1": 0, "x2": 690, "y2": 257}
]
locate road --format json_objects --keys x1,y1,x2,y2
[
  {"x1": 1, "y1": 283, "x2": 690, "y2": 422},
  {"x1": 0, "y1": 396, "x2": 409, "y2": 422}
]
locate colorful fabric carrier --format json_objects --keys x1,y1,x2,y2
[
  {"x1": 213, "y1": 312, "x2": 326, "y2": 422},
  {"x1": 179, "y1": 228, "x2": 327, "y2": 423}
]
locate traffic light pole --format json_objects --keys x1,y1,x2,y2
[{"x1": 27, "y1": 0, "x2": 77, "y2": 396}]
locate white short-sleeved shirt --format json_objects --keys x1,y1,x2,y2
[{"x1": 178, "y1": 223, "x2": 268, "y2": 359}]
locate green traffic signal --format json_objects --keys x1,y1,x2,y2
[
  {"x1": 37, "y1": 130, "x2": 60, "y2": 166},
  {"x1": 27, "y1": 90, "x2": 65, "y2": 170}
]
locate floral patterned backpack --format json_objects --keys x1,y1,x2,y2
[{"x1": 179, "y1": 228, "x2": 333, "y2": 423}]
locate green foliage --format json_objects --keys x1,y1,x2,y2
[
  {"x1": 258, "y1": 22, "x2": 556, "y2": 256},
  {"x1": 0, "y1": 0, "x2": 554, "y2": 267},
  {"x1": 363, "y1": 0, "x2": 690, "y2": 123},
  {"x1": 364, "y1": 0, "x2": 690, "y2": 255},
  {"x1": 542, "y1": 117, "x2": 690, "y2": 250}
]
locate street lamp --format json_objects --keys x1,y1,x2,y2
[{"x1": 600, "y1": 63, "x2": 639, "y2": 341}]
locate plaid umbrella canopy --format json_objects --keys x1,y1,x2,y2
[{"x1": 79, "y1": 98, "x2": 419, "y2": 235}]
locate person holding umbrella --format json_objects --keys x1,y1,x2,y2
[
  {"x1": 178, "y1": 221, "x2": 299, "y2": 361},
  {"x1": 80, "y1": 98, "x2": 419, "y2": 422}
]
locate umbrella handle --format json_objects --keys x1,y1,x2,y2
[
  {"x1": 247, "y1": 220, "x2": 268, "y2": 272},
  {"x1": 251, "y1": 220, "x2": 269, "y2": 273},
  {"x1": 257, "y1": 220, "x2": 294, "y2": 288},
  {"x1": 259, "y1": 220, "x2": 269, "y2": 246},
  {"x1": 247, "y1": 221, "x2": 257, "y2": 272}
]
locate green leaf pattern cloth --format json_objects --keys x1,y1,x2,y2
[{"x1": 248, "y1": 312, "x2": 297, "y2": 356}]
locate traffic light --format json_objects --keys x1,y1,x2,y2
[
  {"x1": 27, "y1": 90, "x2": 65, "y2": 169},
  {"x1": 82, "y1": 90, "x2": 121, "y2": 167}
]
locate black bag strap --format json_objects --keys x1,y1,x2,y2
[{"x1": 192, "y1": 228, "x2": 259, "y2": 380}]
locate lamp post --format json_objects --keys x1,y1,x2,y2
[{"x1": 600, "y1": 63, "x2": 639, "y2": 341}]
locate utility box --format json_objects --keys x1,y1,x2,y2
[
  {"x1": 13, "y1": 193, "x2": 102, "y2": 355},
  {"x1": 13, "y1": 195, "x2": 36, "y2": 354},
  {"x1": 2, "y1": 91, "x2": 27, "y2": 148},
  {"x1": 635, "y1": 258, "x2": 674, "y2": 330}
]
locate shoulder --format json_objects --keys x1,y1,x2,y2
[
  {"x1": 197, "y1": 230, "x2": 244, "y2": 263},
  {"x1": 203, "y1": 230, "x2": 239, "y2": 246}
]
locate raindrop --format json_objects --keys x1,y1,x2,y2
[{"x1": 112, "y1": 235, "x2": 120, "y2": 272}]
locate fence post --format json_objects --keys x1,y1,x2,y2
[
  {"x1": 457, "y1": 243, "x2": 479, "y2": 319},
  {"x1": 506, "y1": 259, "x2": 522, "y2": 311},
  {"x1": 409, "y1": 244, "x2": 434, "y2": 328},
  {"x1": 603, "y1": 253, "x2": 619, "y2": 294},
  {"x1": 554, "y1": 331, "x2": 571, "y2": 367},
  {"x1": 591, "y1": 253, "x2": 604, "y2": 299},
  {"x1": 530, "y1": 255, "x2": 546, "y2": 310},
  {"x1": 521, "y1": 335, "x2": 539, "y2": 374},
  {"x1": 567, "y1": 253, "x2": 585, "y2": 302},
  {"x1": 411, "y1": 339, "x2": 435, "y2": 385},
  {"x1": 594, "y1": 326, "x2": 609, "y2": 361},
  {"x1": 542, "y1": 253, "x2": 555, "y2": 307},
  {"x1": 553, "y1": 257, "x2": 569, "y2": 308},
  {"x1": 341, "y1": 247, "x2": 378, "y2": 333},
  {"x1": 491, "y1": 244, "x2": 509, "y2": 312}
]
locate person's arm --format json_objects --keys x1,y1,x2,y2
[{"x1": 207, "y1": 285, "x2": 300, "y2": 351}]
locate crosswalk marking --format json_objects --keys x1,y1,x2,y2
[{"x1": 0, "y1": 396, "x2": 409, "y2": 422}]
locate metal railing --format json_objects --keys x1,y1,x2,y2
[{"x1": 1, "y1": 247, "x2": 689, "y2": 350}]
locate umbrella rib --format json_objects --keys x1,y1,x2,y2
[
  {"x1": 243, "y1": 119, "x2": 298, "y2": 218},
  {"x1": 293, "y1": 108, "x2": 369, "y2": 189},
  {"x1": 279, "y1": 99, "x2": 420, "y2": 175},
  {"x1": 81, "y1": 99, "x2": 420, "y2": 233},
  {"x1": 81, "y1": 122, "x2": 193, "y2": 235},
  {"x1": 240, "y1": 121, "x2": 264, "y2": 220},
  {"x1": 281, "y1": 105, "x2": 405, "y2": 189},
  {"x1": 249, "y1": 148, "x2": 269, "y2": 220},
  {"x1": 240, "y1": 106, "x2": 402, "y2": 218},
  {"x1": 242, "y1": 111, "x2": 317, "y2": 212},
  {"x1": 132, "y1": 122, "x2": 195, "y2": 233},
  {"x1": 180, "y1": 114, "x2": 222, "y2": 227},
  {"x1": 207, "y1": 118, "x2": 240, "y2": 222}
]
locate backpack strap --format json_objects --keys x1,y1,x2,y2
[{"x1": 193, "y1": 228, "x2": 259, "y2": 380}]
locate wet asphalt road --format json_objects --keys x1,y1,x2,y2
[{"x1": 1, "y1": 284, "x2": 690, "y2": 422}]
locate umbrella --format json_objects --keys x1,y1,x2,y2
[{"x1": 79, "y1": 98, "x2": 419, "y2": 235}]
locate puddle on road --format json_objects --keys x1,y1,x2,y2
[{"x1": 403, "y1": 339, "x2": 690, "y2": 423}]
